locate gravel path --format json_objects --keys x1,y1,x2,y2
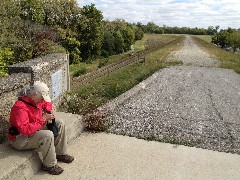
[
  {"x1": 167, "y1": 36, "x2": 219, "y2": 67},
  {"x1": 105, "y1": 36, "x2": 240, "y2": 154}
]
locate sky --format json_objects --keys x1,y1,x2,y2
[{"x1": 77, "y1": 0, "x2": 240, "y2": 30}]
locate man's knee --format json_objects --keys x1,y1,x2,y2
[
  {"x1": 55, "y1": 119, "x2": 64, "y2": 125},
  {"x1": 37, "y1": 130, "x2": 54, "y2": 140},
  {"x1": 55, "y1": 119, "x2": 65, "y2": 129}
]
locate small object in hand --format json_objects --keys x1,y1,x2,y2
[
  {"x1": 45, "y1": 111, "x2": 59, "y2": 137},
  {"x1": 0, "y1": 136, "x2": 3, "y2": 144},
  {"x1": 47, "y1": 119, "x2": 59, "y2": 137}
]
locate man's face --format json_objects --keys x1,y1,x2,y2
[{"x1": 33, "y1": 92, "x2": 44, "y2": 103}]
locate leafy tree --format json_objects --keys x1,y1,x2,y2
[
  {"x1": 78, "y1": 4, "x2": 103, "y2": 61},
  {"x1": 136, "y1": 22, "x2": 147, "y2": 33},
  {"x1": 114, "y1": 30, "x2": 124, "y2": 54},
  {"x1": 212, "y1": 31, "x2": 230, "y2": 49},
  {"x1": 145, "y1": 22, "x2": 158, "y2": 33},
  {"x1": 154, "y1": 27, "x2": 164, "y2": 34},
  {"x1": 121, "y1": 25, "x2": 135, "y2": 51},
  {"x1": 207, "y1": 26, "x2": 216, "y2": 35},
  {"x1": 227, "y1": 31, "x2": 240, "y2": 52},
  {"x1": 134, "y1": 26, "x2": 144, "y2": 40},
  {"x1": 101, "y1": 31, "x2": 115, "y2": 57},
  {"x1": 40, "y1": 0, "x2": 80, "y2": 28},
  {"x1": 66, "y1": 37, "x2": 81, "y2": 64},
  {"x1": 0, "y1": 0, "x2": 21, "y2": 47},
  {"x1": 19, "y1": 0, "x2": 45, "y2": 24}
]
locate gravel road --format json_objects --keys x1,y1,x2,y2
[{"x1": 105, "y1": 36, "x2": 240, "y2": 154}]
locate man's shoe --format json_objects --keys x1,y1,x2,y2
[
  {"x1": 56, "y1": 154, "x2": 74, "y2": 163},
  {"x1": 42, "y1": 164, "x2": 64, "y2": 175}
]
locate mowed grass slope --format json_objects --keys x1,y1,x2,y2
[{"x1": 193, "y1": 35, "x2": 212, "y2": 43}]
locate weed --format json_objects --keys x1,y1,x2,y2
[
  {"x1": 98, "y1": 58, "x2": 109, "y2": 68},
  {"x1": 161, "y1": 138, "x2": 201, "y2": 147},
  {"x1": 72, "y1": 67, "x2": 87, "y2": 77}
]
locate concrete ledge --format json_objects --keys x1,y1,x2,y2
[{"x1": 0, "y1": 112, "x2": 84, "y2": 180}]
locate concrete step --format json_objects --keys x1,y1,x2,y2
[
  {"x1": 33, "y1": 132, "x2": 240, "y2": 180},
  {"x1": 0, "y1": 112, "x2": 84, "y2": 180}
]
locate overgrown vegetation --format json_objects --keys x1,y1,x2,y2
[{"x1": 193, "y1": 36, "x2": 240, "y2": 73}]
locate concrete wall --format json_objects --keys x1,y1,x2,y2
[{"x1": 0, "y1": 53, "x2": 70, "y2": 141}]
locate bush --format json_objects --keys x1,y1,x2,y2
[
  {"x1": 72, "y1": 67, "x2": 87, "y2": 77},
  {"x1": 98, "y1": 58, "x2": 109, "y2": 68},
  {"x1": 0, "y1": 48, "x2": 14, "y2": 76},
  {"x1": 33, "y1": 39, "x2": 66, "y2": 58},
  {"x1": 59, "y1": 91, "x2": 104, "y2": 115},
  {"x1": 84, "y1": 109, "x2": 107, "y2": 132},
  {"x1": 101, "y1": 50, "x2": 109, "y2": 58}
]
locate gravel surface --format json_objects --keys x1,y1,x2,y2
[
  {"x1": 105, "y1": 36, "x2": 240, "y2": 154},
  {"x1": 167, "y1": 36, "x2": 219, "y2": 67}
]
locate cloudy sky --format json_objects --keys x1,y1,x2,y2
[{"x1": 77, "y1": 0, "x2": 240, "y2": 30}]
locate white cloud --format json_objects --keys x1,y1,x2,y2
[{"x1": 77, "y1": 0, "x2": 240, "y2": 29}]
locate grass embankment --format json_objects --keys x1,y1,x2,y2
[
  {"x1": 193, "y1": 36, "x2": 240, "y2": 73},
  {"x1": 193, "y1": 35, "x2": 212, "y2": 43},
  {"x1": 59, "y1": 35, "x2": 184, "y2": 118},
  {"x1": 69, "y1": 34, "x2": 179, "y2": 77}
]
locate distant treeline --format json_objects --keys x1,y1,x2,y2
[
  {"x1": 137, "y1": 23, "x2": 220, "y2": 35},
  {"x1": 0, "y1": 0, "x2": 237, "y2": 77}
]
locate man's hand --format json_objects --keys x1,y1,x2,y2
[{"x1": 42, "y1": 113, "x2": 55, "y2": 122}]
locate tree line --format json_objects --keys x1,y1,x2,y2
[
  {"x1": 137, "y1": 22, "x2": 220, "y2": 35},
  {"x1": 0, "y1": 0, "x2": 234, "y2": 77}
]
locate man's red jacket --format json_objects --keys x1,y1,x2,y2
[{"x1": 8, "y1": 96, "x2": 52, "y2": 141}]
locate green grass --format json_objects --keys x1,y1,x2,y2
[
  {"x1": 69, "y1": 62, "x2": 97, "y2": 77},
  {"x1": 193, "y1": 36, "x2": 240, "y2": 73},
  {"x1": 193, "y1": 35, "x2": 212, "y2": 43},
  {"x1": 59, "y1": 36, "x2": 184, "y2": 116},
  {"x1": 133, "y1": 34, "x2": 180, "y2": 51}
]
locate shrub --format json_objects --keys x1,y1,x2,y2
[
  {"x1": 0, "y1": 48, "x2": 14, "y2": 76},
  {"x1": 72, "y1": 67, "x2": 87, "y2": 77},
  {"x1": 98, "y1": 58, "x2": 109, "y2": 68},
  {"x1": 33, "y1": 39, "x2": 66, "y2": 58},
  {"x1": 84, "y1": 109, "x2": 107, "y2": 132},
  {"x1": 101, "y1": 50, "x2": 109, "y2": 58}
]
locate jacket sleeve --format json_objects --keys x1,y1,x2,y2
[
  {"x1": 12, "y1": 106, "x2": 44, "y2": 136},
  {"x1": 41, "y1": 101, "x2": 53, "y2": 113}
]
